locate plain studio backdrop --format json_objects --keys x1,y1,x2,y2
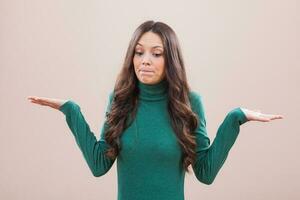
[{"x1": 1, "y1": 0, "x2": 299, "y2": 199}]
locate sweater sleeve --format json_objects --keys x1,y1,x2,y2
[
  {"x1": 59, "y1": 92, "x2": 116, "y2": 177},
  {"x1": 190, "y1": 92, "x2": 248, "y2": 185}
]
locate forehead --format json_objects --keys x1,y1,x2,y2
[{"x1": 136, "y1": 32, "x2": 163, "y2": 49}]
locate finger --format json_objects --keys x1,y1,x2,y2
[
  {"x1": 257, "y1": 116, "x2": 271, "y2": 122},
  {"x1": 261, "y1": 114, "x2": 284, "y2": 120},
  {"x1": 28, "y1": 96, "x2": 52, "y2": 102},
  {"x1": 27, "y1": 96, "x2": 39, "y2": 100},
  {"x1": 28, "y1": 99, "x2": 42, "y2": 105},
  {"x1": 270, "y1": 115, "x2": 284, "y2": 120},
  {"x1": 31, "y1": 97, "x2": 53, "y2": 105},
  {"x1": 30, "y1": 99, "x2": 52, "y2": 107},
  {"x1": 39, "y1": 96, "x2": 61, "y2": 102}
]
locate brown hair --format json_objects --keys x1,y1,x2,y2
[{"x1": 104, "y1": 20, "x2": 199, "y2": 173}]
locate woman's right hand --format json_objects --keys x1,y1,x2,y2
[{"x1": 27, "y1": 96, "x2": 68, "y2": 110}]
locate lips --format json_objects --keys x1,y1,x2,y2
[
  {"x1": 139, "y1": 69, "x2": 154, "y2": 76},
  {"x1": 139, "y1": 68, "x2": 154, "y2": 73}
]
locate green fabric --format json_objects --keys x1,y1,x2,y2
[{"x1": 59, "y1": 79, "x2": 248, "y2": 200}]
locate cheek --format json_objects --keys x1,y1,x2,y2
[
  {"x1": 133, "y1": 56, "x2": 137, "y2": 66},
  {"x1": 133, "y1": 56, "x2": 139, "y2": 72},
  {"x1": 155, "y1": 58, "x2": 165, "y2": 75}
]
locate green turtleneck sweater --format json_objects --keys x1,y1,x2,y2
[{"x1": 59, "y1": 79, "x2": 248, "y2": 200}]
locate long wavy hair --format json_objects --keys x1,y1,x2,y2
[{"x1": 104, "y1": 20, "x2": 199, "y2": 173}]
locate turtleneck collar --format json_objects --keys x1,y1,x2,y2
[{"x1": 137, "y1": 78, "x2": 168, "y2": 101}]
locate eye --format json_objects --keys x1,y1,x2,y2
[
  {"x1": 153, "y1": 53, "x2": 162, "y2": 57},
  {"x1": 135, "y1": 51, "x2": 143, "y2": 56}
]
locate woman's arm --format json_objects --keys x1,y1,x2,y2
[
  {"x1": 59, "y1": 93, "x2": 116, "y2": 177},
  {"x1": 190, "y1": 92, "x2": 283, "y2": 185},
  {"x1": 191, "y1": 93, "x2": 247, "y2": 184}
]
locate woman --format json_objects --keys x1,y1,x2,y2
[{"x1": 27, "y1": 20, "x2": 283, "y2": 200}]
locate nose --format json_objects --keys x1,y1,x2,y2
[{"x1": 141, "y1": 53, "x2": 151, "y2": 66}]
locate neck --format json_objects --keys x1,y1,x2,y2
[{"x1": 137, "y1": 79, "x2": 168, "y2": 101}]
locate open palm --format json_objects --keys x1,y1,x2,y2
[
  {"x1": 240, "y1": 108, "x2": 283, "y2": 122},
  {"x1": 27, "y1": 96, "x2": 68, "y2": 110}
]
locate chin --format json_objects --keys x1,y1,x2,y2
[{"x1": 139, "y1": 77, "x2": 157, "y2": 85}]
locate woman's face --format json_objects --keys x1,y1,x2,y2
[{"x1": 133, "y1": 31, "x2": 166, "y2": 85}]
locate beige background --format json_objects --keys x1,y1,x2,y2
[{"x1": 1, "y1": 0, "x2": 299, "y2": 199}]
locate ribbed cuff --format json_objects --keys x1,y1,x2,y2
[
  {"x1": 59, "y1": 100, "x2": 75, "y2": 115},
  {"x1": 234, "y1": 107, "x2": 249, "y2": 125}
]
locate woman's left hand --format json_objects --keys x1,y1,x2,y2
[{"x1": 240, "y1": 108, "x2": 284, "y2": 122}]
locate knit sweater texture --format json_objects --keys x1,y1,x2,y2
[{"x1": 59, "y1": 78, "x2": 248, "y2": 200}]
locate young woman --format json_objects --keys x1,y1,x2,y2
[{"x1": 27, "y1": 20, "x2": 283, "y2": 200}]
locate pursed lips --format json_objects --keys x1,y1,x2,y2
[{"x1": 139, "y1": 68, "x2": 154, "y2": 73}]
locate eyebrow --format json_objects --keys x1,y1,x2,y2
[{"x1": 136, "y1": 43, "x2": 163, "y2": 49}]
